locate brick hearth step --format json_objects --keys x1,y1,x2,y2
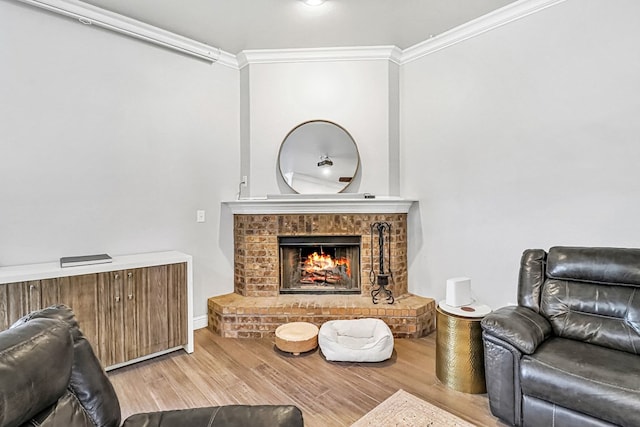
[{"x1": 207, "y1": 293, "x2": 435, "y2": 339}]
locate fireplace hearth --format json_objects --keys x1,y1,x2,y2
[{"x1": 279, "y1": 235, "x2": 361, "y2": 294}]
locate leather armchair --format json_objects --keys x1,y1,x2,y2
[
  {"x1": 481, "y1": 247, "x2": 640, "y2": 427},
  {"x1": 0, "y1": 305, "x2": 303, "y2": 427}
]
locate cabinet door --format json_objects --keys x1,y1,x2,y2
[
  {"x1": 0, "y1": 281, "x2": 41, "y2": 330},
  {"x1": 98, "y1": 271, "x2": 127, "y2": 367},
  {"x1": 136, "y1": 265, "x2": 169, "y2": 357},
  {"x1": 40, "y1": 274, "x2": 101, "y2": 356},
  {"x1": 95, "y1": 263, "x2": 188, "y2": 368},
  {"x1": 167, "y1": 262, "x2": 187, "y2": 348},
  {"x1": 123, "y1": 269, "x2": 140, "y2": 361}
]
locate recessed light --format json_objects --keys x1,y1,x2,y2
[{"x1": 302, "y1": 0, "x2": 326, "y2": 5}]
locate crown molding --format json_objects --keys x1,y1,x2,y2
[
  {"x1": 401, "y1": 0, "x2": 568, "y2": 64},
  {"x1": 216, "y1": 50, "x2": 239, "y2": 69},
  {"x1": 16, "y1": 0, "x2": 223, "y2": 63},
  {"x1": 237, "y1": 46, "x2": 403, "y2": 69},
  {"x1": 17, "y1": 0, "x2": 566, "y2": 68}
]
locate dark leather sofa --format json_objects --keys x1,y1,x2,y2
[
  {"x1": 0, "y1": 305, "x2": 303, "y2": 427},
  {"x1": 481, "y1": 247, "x2": 640, "y2": 427}
]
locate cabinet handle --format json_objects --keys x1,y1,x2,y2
[
  {"x1": 114, "y1": 273, "x2": 120, "y2": 280},
  {"x1": 115, "y1": 296, "x2": 121, "y2": 302},
  {"x1": 29, "y1": 284, "x2": 36, "y2": 291},
  {"x1": 127, "y1": 271, "x2": 134, "y2": 300}
]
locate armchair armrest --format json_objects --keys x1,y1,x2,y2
[
  {"x1": 122, "y1": 405, "x2": 303, "y2": 427},
  {"x1": 481, "y1": 306, "x2": 551, "y2": 426},
  {"x1": 481, "y1": 306, "x2": 552, "y2": 354}
]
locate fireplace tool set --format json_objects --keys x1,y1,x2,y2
[{"x1": 369, "y1": 221, "x2": 395, "y2": 304}]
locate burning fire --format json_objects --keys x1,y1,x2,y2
[{"x1": 303, "y1": 252, "x2": 351, "y2": 276}]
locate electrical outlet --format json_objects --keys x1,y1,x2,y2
[{"x1": 196, "y1": 210, "x2": 206, "y2": 223}]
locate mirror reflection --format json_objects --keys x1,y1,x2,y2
[{"x1": 278, "y1": 120, "x2": 360, "y2": 194}]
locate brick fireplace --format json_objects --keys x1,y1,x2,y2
[{"x1": 208, "y1": 198, "x2": 435, "y2": 338}]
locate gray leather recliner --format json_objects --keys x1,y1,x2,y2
[
  {"x1": 481, "y1": 246, "x2": 640, "y2": 427},
  {"x1": 0, "y1": 305, "x2": 304, "y2": 427}
]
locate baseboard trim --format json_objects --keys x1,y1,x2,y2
[{"x1": 193, "y1": 314, "x2": 208, "y2": 330}]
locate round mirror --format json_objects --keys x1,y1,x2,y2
[{"x1": 278, "y1": 120, "x2": 360, "y2": 194}]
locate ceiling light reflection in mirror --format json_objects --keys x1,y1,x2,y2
[{"x1": 278, "y1": 120, "x2": 360, "y2": 194}]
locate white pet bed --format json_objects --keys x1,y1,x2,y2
[{"x1": 318, "y1": 318, "x2": 394, "y2": 362}]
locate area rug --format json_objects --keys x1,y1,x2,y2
[{"x1": 351, "y1": 389, "x2": 476, "y2": 427}]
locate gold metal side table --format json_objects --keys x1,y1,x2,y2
[{"x1": 435, "y1": 305, "x2": 489, "y2": 394}]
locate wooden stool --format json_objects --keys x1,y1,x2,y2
[{"x1": 275, "y1": 322, "x2": 319, "y2": 355}]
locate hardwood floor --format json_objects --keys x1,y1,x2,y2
[{"x1": 108, "y1": 328, "x2": 507, "y2": 426}]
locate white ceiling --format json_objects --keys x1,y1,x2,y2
[{"x1": 79, "y1": 0, "x2": 516, "y2": 55}]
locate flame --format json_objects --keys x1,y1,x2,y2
[{"x1": 303, "y1": 252, "x2": 351, "y2": 276}]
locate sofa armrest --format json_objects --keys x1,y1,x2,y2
[
  {"x1": 481, "y1": 306, "x2": 552, "y2": 354},
  {"x1": 481, "y1": 306, "x2": 552, "y2": 426},
  {"x1": 122, "y1": 405, "x2": 304, "y2": 427}
]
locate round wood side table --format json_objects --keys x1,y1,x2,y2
[
  {"x1": 275, "y1": 322, "x2": 319, "y2": 355},
  {"x1": 435, "y1": 305, "x2": 488, "y2": 394}
]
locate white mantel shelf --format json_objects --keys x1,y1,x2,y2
[{"x1": 223, "y1": 196, "x2": 416, "y2": 215}]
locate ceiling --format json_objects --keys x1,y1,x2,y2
[{"x1": 79, "y1": 0, "x2": 516, "y2": 55}]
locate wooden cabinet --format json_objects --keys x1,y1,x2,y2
[
  {"x1": 0, "y1": 252, "x2": 192, "y2": 370},
  {"x1": 97, "y1": 263, "x2": 187, "y2": 367},
  {"x1": 0, "y1": 281, "x2": 42, "y2": 330},
  {"x1": 41, "y1": 274, "x2": 101, "y2": 354},
  {"x1": 0, "y1": 274, "x2": 101, "y2": 350}
]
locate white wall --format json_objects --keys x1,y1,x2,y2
[
  {"x1": 0, "y1": 1, "x2": 240, "y2": 318},
  {"x1": 5, "y1": 0, "x2": 640, "y2": 320},
  {"x1": 401, "y1": 0, "x2": 640, "y2": 309},
  {"x1": 243, "y1": 59, "x2": 395, "y2": 197}
]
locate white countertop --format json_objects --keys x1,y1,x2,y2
[{"x1": 0, "y1": 251, "x2": 192, "y2": 284}]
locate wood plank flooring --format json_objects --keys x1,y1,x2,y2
[{"x1": 108, "y1": 328, "x2": 507, "y2": 427}]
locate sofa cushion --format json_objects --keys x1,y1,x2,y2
[
  {"x1": 123, "y1": 406, "x2": 304, "y2": 427},
  {"x1": 540, "y1": 279, "x2": 640, "y2": 354},
  {"x1": 521, "y1": 337, "x2": 640, "y2": 427},
  {"x1": 547, "y1": 246, "x2": 640, "y2": 286},
  {"x1": 522, "y1": 396, "x2": 618, "y2": 427}
]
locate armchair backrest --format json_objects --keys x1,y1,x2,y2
[
  {"x1": 0, "y1": 318, "x2": 73, "y2": 427},
  {"x1": 517, "y1": 248, "x2": 547, "y2": 313},
  {"x1": 519, "y1": 246, "x2": 640, "y2": 355},
  {"x1": 1, "y1": 305, "x2": 121, "y2": 427}
]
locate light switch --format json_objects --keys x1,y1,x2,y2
[{"x1": 196, "y1": 210, "x2": 206, "y2": 223}]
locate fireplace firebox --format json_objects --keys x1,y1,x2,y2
[{"x1": 279, "y1": 236, "x2": 361, "y2": 294}]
